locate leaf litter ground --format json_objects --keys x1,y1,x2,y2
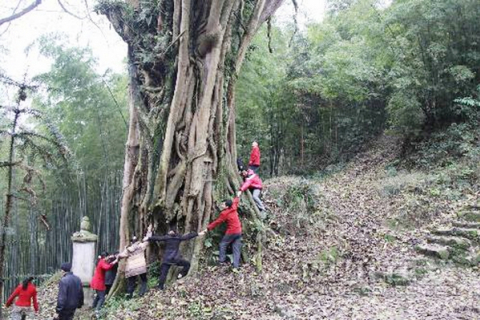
[{"x1": 34, "y1": 135, "x2": 480, "y2": 319}]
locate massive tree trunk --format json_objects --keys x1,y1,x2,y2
[
  {"x1": 0, "y1": 108, "x2": 20, "y2": 319},
  {"x1": 98, "y1": 0, "x2": 285, "y2": 285}
]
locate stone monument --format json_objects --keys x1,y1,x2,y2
[{"x1": 71, "y1": 216, "x2": 98, "y2": 306}]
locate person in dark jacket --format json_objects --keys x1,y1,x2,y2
[
  {"x1": 5, "y1": 277, "x2": 39, "y2": 319},
  {"x1": 145, "y1": 229, "x2": 205, "y2": 289},
  {"x1": 54, "y1": 262, "x2": 84, "y2": 320},
  {"x1": 205, "y1": 194, "x2": 243, "y2": 269},
  {"x1": 237, "y1": 157, "x2": 246, "y2": 172},
  {"x1": 105, "y1": 252, "x2": 119, "y2": 296}
]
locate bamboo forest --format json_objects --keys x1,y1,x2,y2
[{"x1": 1, "y1": 0, "x2": 480, "y2": 319}]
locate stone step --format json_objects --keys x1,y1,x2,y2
[
  {"x1": 452, "y1": 220, "x2": 480, "y2": 229},
  {"x1": 426, "y1": 235, "x2": 471, "y2": 250},
  {"x1": 415, "y1": 243, "x2": 449, "y2": 260},
  {"x1": 450, "y1": 253, "x2": 480, "y2": 266},
  {"x1": 374, "y1": 270, "x2": 411, "y2": 286},
  {"x1": 465, "y1": 205, "x2": 480, "y2": 210},
  {"x1": 457, "y1": 211, "x2": 480, "y2": 222},
  {"x1": 431, "y1": 227, "x2": 480, "y2": 240}
]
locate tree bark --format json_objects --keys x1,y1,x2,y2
[
  {"x1": 98, "y1": 0, "x2": 285, "y2": 290},
  {"x1": 0, "y1": 108, "x2": 20, "y2": 319}
]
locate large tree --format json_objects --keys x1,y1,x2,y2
[{"x1": 96, "y1": 0, "x2": 286, "y2": 284}]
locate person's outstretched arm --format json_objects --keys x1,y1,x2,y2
[
  {"x1": 180, "y1": 232, "x2": 198, "y2": 241},
  {"x1": 148, "y1": 234, "x2": 170, "y2": 242},
  {"x1": 240, "y1": 179, "x2": 253, "y2": 192},
  {"x1": 101, "y1": 259, "x2": 116, "y2": 271},
  {"x1": 5, "y1": 285, "x2": 20, "y2": 307},
  {"x1": 231, "y1": 197, "x2": 240, "y2": 210},
  {"x1": 32, "y1": 286, "x2": 39, "y2": 313},
  {"x1": 207, "y1": 211, "x2": 227, "y2": 231},
  {"x1": 117, "y1": 249, "x2": 129, "y2": 259}
]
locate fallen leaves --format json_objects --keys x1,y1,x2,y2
[{"x1": 32, "y1": 135, "x2": 480, "y2": 319}]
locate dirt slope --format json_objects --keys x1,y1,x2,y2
[{"x1": 34, "y1": 135, "x2": 480, "y2": 320}]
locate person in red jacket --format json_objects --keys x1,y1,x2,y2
[
  {"x1": 90, "y1": 252, "x2": 117, "y2": 314},
  {"x1": 5, "y1": 277, "x2": 39, "y2": 319},
  {"x1": 205, "y1": 195, "x2": 243, "y2": 269},
  {"x1": 248, "y1": 141, "x2": 260, "y2": 173},
  {"x1": 240, "y1": 169, "x2": 265, "y2": 212}
]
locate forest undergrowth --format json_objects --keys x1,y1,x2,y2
[{"x1": 34, "y1": 131, "x2": 480, "y2": 320}]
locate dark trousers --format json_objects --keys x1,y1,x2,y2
[
  {"x1": 105, "y1": 284, "x2": 112, "y2": 295},
  {"x1": 219, "y1": 233, "x2": 242, "y2": 268},
  {"x1": 126, "y1": 273, "x2": 147, "y2": 298},
  {"x1": 58, "y1": 309, "x2": 76, "y2": 320},
  {"x1": 249, "y1": 165, "x2": 259, "y2": 173},
  {"x1": 92, "y1": 289, "x2": 106, "y2": 310},
  {"x1": 158, "y1": 259, "x2": 190, "y2": 289}
]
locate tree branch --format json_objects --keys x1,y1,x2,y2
[
  {"x1": 259, "y1": 0, "x2": 286, "y2": 25},
  {"x1": 0, "y1": 161, "x2": 21, "y2": 168},
  {"x1": 57, "y1": 0, "x2": 86, "y2": 20},
  {"x1": 0, "y1": 0, "x2": 42, "y2": 27}
]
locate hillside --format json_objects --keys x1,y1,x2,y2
[{"x1": 33, "y1": 134, "x2": 480, "y2": 320}]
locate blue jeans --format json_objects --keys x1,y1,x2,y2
[{"x1": 219, "y1": 234, "x2": 242, "y2": 268}]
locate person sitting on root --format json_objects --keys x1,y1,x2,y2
[
  {"x1": 117, "y1": 225, "x2": 152, "y2": 299},
  {"x1": 205, "y1": 194, "x2": 243, "y2": 269},
  {"x1": 5, "y1": 277, "x2": 39, "y2": 320},
  {"x1": 240, "y1": 169, "x2": 265, "y2": 212},
  {"x1": 90, "y1": 251, "x2": 118, "y2": 314},
  {"x1": 145, "y1": 229, "x2": 205, "y2": 290}
]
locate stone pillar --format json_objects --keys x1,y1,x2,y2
[{"x1": 71, "y1": 216, "x2": 98, "y2": 307}]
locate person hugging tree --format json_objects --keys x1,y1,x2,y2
[
  {"x1": 145, "y1": 229, "x2": 205, "y2": 290},
  {"x1": 90, "y1": 251, "x2": 118, "y2": 315},
  {"x1": 117, "y1": 225, "x2": 152, "y2": 298}
]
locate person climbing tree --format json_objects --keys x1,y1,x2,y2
[
  {"x1": 145, "y1": 229, "x2": 205, "y2": 290},
  {"x1": 248, "y1": 141, "x2": 261, "y2": 173},
  {"x1": 90, "y1": 252, "x2": 118, "y2": 315},
  {"x1": 240, "y1": 169, "x2": 265, "y2": 212},
  {"x1": 55, "y1": 263, "x2": 84, "y2": 320},
  {"x1": 117, "y1": 226, "x2": 152, "y2": 298},
  {"x1": 205, "y1": 194, "x2": 243, "y2": 269},
  {"x1": 5, "y1": 277, "x2": 39, "y2": 320}
]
